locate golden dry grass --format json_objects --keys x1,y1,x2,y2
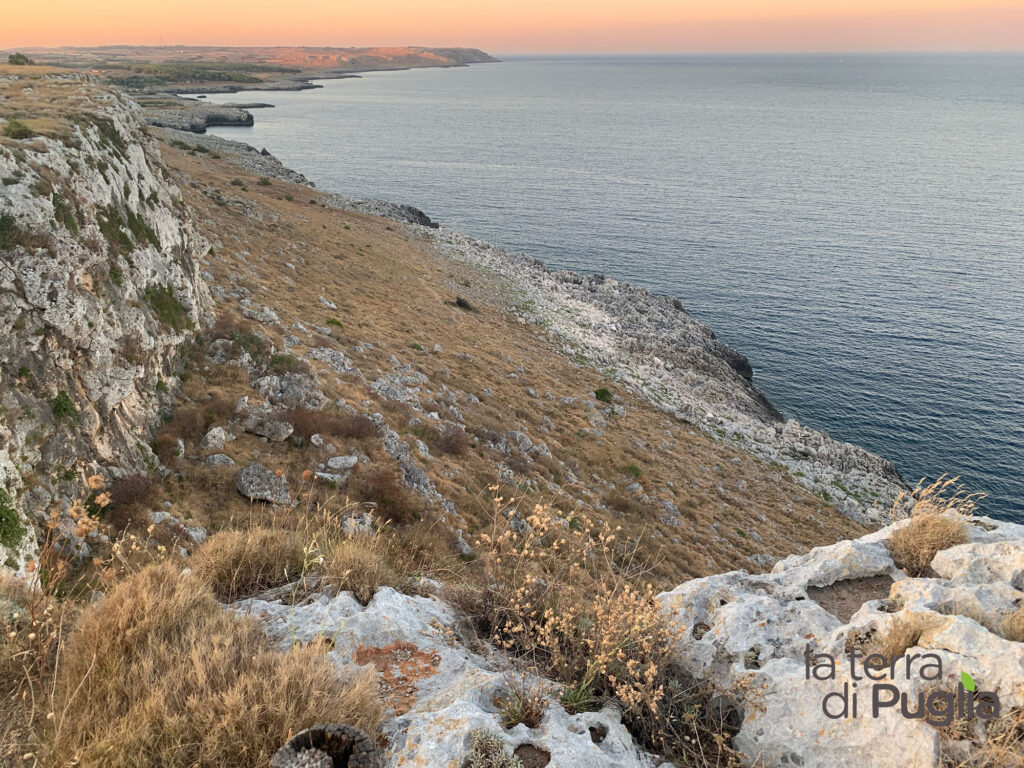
[
  {"x1": 322, "y1": 533, "x2": 404, "y2": 605},
  {"x1": 150, "y1": 129, "x2": 871, "y2": 588},
  {"x1": 1003, "y1": 605, "x2": 1024, "y2": 644},
  {"x1": 861, "y1": 616, "x2": 925, "y2": 660},
  {"x1": 887, "y1": 478, "x2": 975, "y2": 577},
  {"x1": 888, "y1": 515, "x2": 969, "y2": 577},
  {"x1": 48, "y1": 563, "x2": 383, "y2": 768},
  {"x1": 190, "y1": 527, "x2": 305, "y2": 602}
]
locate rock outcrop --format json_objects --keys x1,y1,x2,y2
[
  {"x1": 659, "y1": 514, "x2": 1024, "y2": 767},
  {"x1": 0, "y1": 73, "x2": 211, "y2": 569}
]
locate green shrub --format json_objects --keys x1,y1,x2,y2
[
  {"x1": 0, "y1": 489, "x2": 27, "y2": 551},
  {"x1": 7, "y1": 53, "x2": 34, "y2": 66},
  {"x1": 125, "y1": 208, "x2": 160, "y2": 249},
  {"x1": 594, "y1": 387, "x2": 613, "y2": 404},
  {"x1": 326, "y1": 317, "x2": 343, "y2": 328},
  {"x1": 51, "y1": 390, "x2": 75, "y2": 422},
  {"x1": 144, "y1": 284, "x2": 191, "y2": 331},
  {"x1": 626, "y1": 463, "x2": 642, "y2": 479},
  {"x1": 453, "y1": 296, "x2": 477, "y2": 312},
  {"x1": 230, "y1": 178, "x2": 244, "y2": 187},
  {"x1": 97, "y1": 206, "x2": 133, "y2": 253},
  {"x1": 52, "y1": 193, "x2": 78, "y2": 234},
  {"x1": 257, "y1": 177, "x2": 271, "y2": 186},
  {"x1": 109, "y1": 264, "x2": 124, "y2": 286},
  {"x1": 267, "y1": 353, "x2": 307, "y2": 375},
  {"x1": 2, "y1": 120, "x2": 34, "y2": 140}
]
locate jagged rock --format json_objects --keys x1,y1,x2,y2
[
  {"x1": 200, "y1": 426, "x2": 230, "y2": 451},
  {"x1": 236, "y1": 462, "x2": 290, "y2": 505},
  {"x1": 0, "y1": 73, "x2": 211, "y2": 571},
  {"x1": 243, "y1": 414, "x2": 294, "y2": 442},
  {"x1": 238, "y1": 588, "x2": 662, "y2": 767}
]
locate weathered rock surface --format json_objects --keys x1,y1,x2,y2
[
  {"x1": 659, "y1": 514, "x2": 1024, "y2": 768},
  {"x1": 145, "y1": 102, "x2": 254, "y2": 133},
  {"x1": 236, "y1": 462, "x2": 291, "y2": 505},
  {"x1": 239, "y1": 587, "x2": 664, "y2": 768},
  {"x1": 0, "y1": 73, "x2": 211, "y2": 570}
]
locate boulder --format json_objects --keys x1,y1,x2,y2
[{"x1": 236, "y1": 462, "x2": 290, "y2": 505}]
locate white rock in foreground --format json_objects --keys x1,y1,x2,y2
[
  {"x1": 238, "y1": 587, "x2": 662, "y2": 768},
  {"x1": 659, "y1": 515, "x2": 1024, "y2": 768}
]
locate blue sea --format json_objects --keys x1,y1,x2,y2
[{"x1": 206, "y1": 54, "x2": 1024, "y2": 522}]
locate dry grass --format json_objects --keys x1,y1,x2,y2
[
  {"x1": 859, "y1": 615, "x2": 925, "y2": 660},
  {"x1": 887, "y1": 478, "x2": 973, "y2": 576},
  {"x1": 455, "y1": 495, "x2": 737, "y2": 765},
  {"x1": 1003, "y1": 606, "x2": 1024, "y2": 643},
  {"x1": 190, "y1": 527, "x2": 305, "y2": 601},
  {"x1": 322, "y1": 533, "x2": 405, "y2": 605},
  {"x1": 47, "y1": 563, "x2": 384, "y2": 768}
]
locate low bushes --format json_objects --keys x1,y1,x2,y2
[
  {"x1": 48, "y1": 563, "x2": 383, "y2": 768},
  {"x1": 285, "y1": 408, "x2": 377, "y2": 441},
  {"x1": 348, "y1": 466, "x2": 419, "y2": 525},
  {"x1": 322, "y1": 533, "x2": 404, "y2": 605}
]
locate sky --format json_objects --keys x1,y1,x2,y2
[{"x1": 4, "y1": 1, "x2": 1024, "y2": 53}]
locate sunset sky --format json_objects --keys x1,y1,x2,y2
[{"x1": 4, "y1": 1, "x2": 1024, "y2": 53}]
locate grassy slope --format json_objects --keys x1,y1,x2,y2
[{"x1": 158, "y1": 140, "x2": 867, "y2": 587}]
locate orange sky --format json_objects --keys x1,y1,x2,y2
[{"x1": 4, "y1": 1, "x2": 1024, "y2": 52}]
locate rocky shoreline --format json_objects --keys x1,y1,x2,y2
[{"x1": 424, "y1": 229, "x2": 908, "y2": 525}]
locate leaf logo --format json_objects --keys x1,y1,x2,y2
[{"x1": 961, "y1": 672, "x2": 976, "y2": 692}]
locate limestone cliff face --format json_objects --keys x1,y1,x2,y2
[{"x1": 0, "y1": 73, "x2": 211, "y2": 568}]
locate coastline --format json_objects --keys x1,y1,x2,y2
[{"x1": 156, "y1": 122, "x2": 908, "y2": 525}]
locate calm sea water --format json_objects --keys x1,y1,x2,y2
[{"x1": 207, "y1": 55, "x2": 1024, "y2": 522}]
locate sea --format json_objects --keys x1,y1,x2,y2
[{"x1": 205, "y1": 54, "x2": 1024, "y2": 522}]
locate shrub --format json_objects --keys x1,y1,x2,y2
[
  {"x1": 258, "y1": 176, "x2": 272, "y2": 186},
  {"x1": 268, "y1": 352, "x2": 309, "y2": 375},
  {"x1": 2, "y1": 120, "x2": 34, "y2": 140},
  {"x1": 51, "y1": 390, "x2": 75, "y2": 422},
  {"x1": 594, "y1": 387, "x2": 613, "y2": 404},
  {"x1": 230, "y1": 178, "x2": 244, "y2": 186},
  {"x1": 7, "y1": 53, "x2": 34, "y2": 66},
  {"x1": 49, "y1": 563, "x2": 383, "y2": 767},
  {"x1": 887, "y1": 478, "x2": 975, "y2": 576},
  {"x1": 498, "y1": 674, "x2": 547, "y2": 729},
  {"x1": 285, "y1": 408, "x2": 377, "y2": 440},
  {"x1": 455, "y1": 497, "x2": 738, "y2": 763},
  {"x1": 144, "y1": 283, "x2": 192, "y2": 331},
  {"x1": 0, "y1": 489, "x2": 27, "y2": 551},
  {"x1": 454, "y1": 296, "x2": 477, "y2": 312},
  {"x1": 326, "y1": 317, "x2": 343, "y2": 328},
  {"x1": 0, "y1": 212, "x2": 49, "y2": 250},
  {"x1": 858, "y1": 616, "x2": 924, "y2": 660},
  {"x1": 349, "y1": 466, "x2": 418, "y2": 525},
  {"x1": 105, "y1": 474, "x2": 157, "y2": 528},
  {"x1": 626, "y1": 463, "x2": 642, "y2": 479},
  {"x1": 438, "y1": 424, "x2": 470, "y2": 456},
  {"x1": 191, "y1": 527, "x2": 305, "y2": 601}
]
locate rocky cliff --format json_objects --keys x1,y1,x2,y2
[{"x1": 0, "y1": 72, "x2": 211, "y2": 569}]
